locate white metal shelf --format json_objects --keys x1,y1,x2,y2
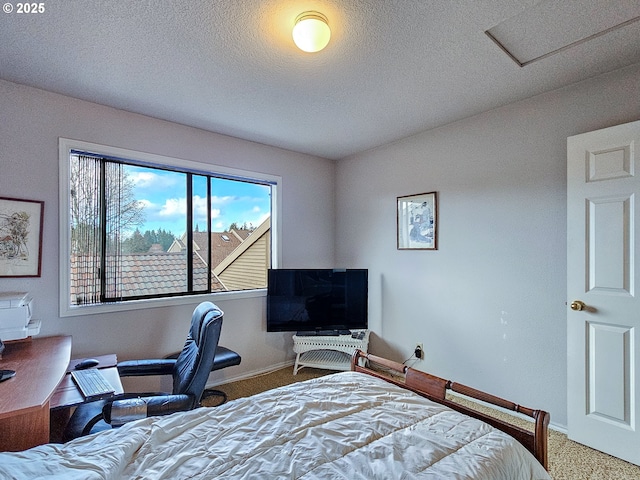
[{"x1": 292, "y1": 330, "x2": 369, "y2": 374}]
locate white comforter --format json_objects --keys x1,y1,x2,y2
[{"x1": 0, "y1": 372, "x2": 551, "y2": 479}]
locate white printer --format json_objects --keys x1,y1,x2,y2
[{"x1": 0, "y1": 292, "x2": 41, "y2": 341}]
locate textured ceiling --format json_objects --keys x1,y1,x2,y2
[{"x1": 1, "y1": 0, "x2": 639, "y2": 160}]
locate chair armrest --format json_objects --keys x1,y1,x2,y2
[
  {"x1": 117, "y1": 359, "x2": 176, "y2": 377},
  {"x1": 211, "y1": 345, "x2": 242, "y2": 370},
  {"x1": 102, "y1": 394, "x2": 193, "y2": 426}
]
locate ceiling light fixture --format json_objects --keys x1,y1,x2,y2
[{"x1": 292, "y1": 11, "x2": 331, "y2": 53}]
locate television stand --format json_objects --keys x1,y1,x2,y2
[{"x1": 292, "y1": 330, "x2": 370, "y2": 375}]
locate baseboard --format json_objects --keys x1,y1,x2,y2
[
  {"x1": 549, "y1": 422, "x2": 567, "y2": 434},
  {"x1": 443, "y1": 390, "x2": 568, "y2": 436},
  {"x1": 205, "y1": 360, "x2": 295, "y2": 389}
]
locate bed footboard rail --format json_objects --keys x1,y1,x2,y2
[{"x1": 351, "y1": 350, "x2": 550, "y2": 470}]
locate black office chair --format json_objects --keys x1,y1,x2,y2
[{"x1": 63, "y1": 301, "x2": 239, "y2": 440}]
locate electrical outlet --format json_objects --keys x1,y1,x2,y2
[{"x1": 414, "y1": 343, "x2": 424, "y2": 360}]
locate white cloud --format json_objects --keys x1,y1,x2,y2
[
  {"x1": 130, "y1": 171, "x2": 157, "y2": 188},
  {"x1": 193, "y1": 195, "x2": 208, "y2": 218},
  {"x1": 159, "y1": 198, "x2": 186, "y2": 217},
  {"x1": 129, "y1": 169, "x2": 181, "y2": 192},
  {"x1": 137, "y1": 199, "x2": 154, "y2": 209},
  {"x1": 210, "y1": 195, "x2": 235, "y2": 206}
]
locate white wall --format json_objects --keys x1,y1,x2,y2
[
  {"x1": 2, "y1": 62, "x2": 639, "y2": 424},
  {"x1": 0, "y1": 79, "x2": 336, "y2": 386},
  {"x1": 335, "y1": 63, "x2": 640, "y2": 428}
]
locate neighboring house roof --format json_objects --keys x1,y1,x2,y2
[
  {"x1": 210, "y1": 233, "x2": 239, "y2": 267},
  {"x1": 117, "y1": 252, "x2": 210, "y2": 296},
  {"x1": 232, "y1": 229, "x2": 251, "y2": 241},
  {"x1": 167, "y1": 238, "x2": 186, "y2": 252},
  {"x1": 147, "y1": 243, "x2": 164, "y2": 254},
  {"x1": 69, "y1": 222, "x2": 269, "y2": 304},
  {"x1": 70, "y1": 252, "x2": 224, "y2": 304},
  {"x1": 214, "y1": 218, "x2": 271, "y2": 291},
  {"x1": 170, "y1": 229, "x2": 251, "y2": 266}
]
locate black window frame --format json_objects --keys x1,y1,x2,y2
[{"x1": 60, "y1": 138, "x2": 279, "y2": 316}]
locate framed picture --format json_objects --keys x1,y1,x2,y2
[
  {"x1": 397, "y1": 191, "x2": 438, "y2": 250},
  {"x1": 0, "y1": 197, "x2": 44, "y2": 277}
]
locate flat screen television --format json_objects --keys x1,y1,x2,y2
[{"x1": 266, "y1": 269, "x2": 368, "y2": 334}]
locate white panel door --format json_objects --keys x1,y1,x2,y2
[{"x1": 567, "y1": 120, "x2": 640, "y2": 466}]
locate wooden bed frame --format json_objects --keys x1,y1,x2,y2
[{"x1": 351, "y1": 350, "x2": 550, "y2": 470}]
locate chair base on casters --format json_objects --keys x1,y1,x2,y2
[
  {"x1": 62, "y1": 399, "x2": 111, "y2": 441},
  {"x1": 200, "y1": 389, "x2": 227, "y2": 407},
  {"x1": 202, "y1": 345, "x2": 241, "y2": 406}
]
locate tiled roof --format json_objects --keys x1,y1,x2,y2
[
  {"x1": 70, "y1": 252, "x2": 225, "y2": 303},
  {"x1": 69, "y1": 228, "x2": 261, "y2": 304},
  {"x1": 233, "y1": 229, "x2": 252, "y2": 240},
  {"x1": 179, "y1": 230, "x2": 250, "y2": 267}
]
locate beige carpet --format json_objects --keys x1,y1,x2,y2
[{"x1": 205, "y1": 367, "x2": 640, "y2": 480}]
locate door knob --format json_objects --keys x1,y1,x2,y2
[{"x1": 570, "y1": 300, "x2": 587, "y2": 311}]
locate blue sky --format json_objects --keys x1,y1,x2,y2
[{"x1": 126, "y1": 165, "x2": 271, "y2": 237}]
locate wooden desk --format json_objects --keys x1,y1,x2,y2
[{"x1": 0, "y1": 336, "x2": 71, "y2": 452}]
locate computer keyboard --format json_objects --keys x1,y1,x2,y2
[{"x1": 71, "y1": 368, "x2": 115, "y2": 401}]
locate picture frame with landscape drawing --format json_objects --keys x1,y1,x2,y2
[
  {"x1": 397, "y1": 191, "x2": 437, "y2": 250},
  {"x1": 0, "y1": 197, "x2": 44, "y2": 277}
]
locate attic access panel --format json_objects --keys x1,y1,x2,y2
[{"x1": 485, "y1": 0, "x2": 640, "y2": 67}]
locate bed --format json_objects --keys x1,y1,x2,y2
[{"x1": 0, "y1": 350, "x2": 550, "y2": 479}]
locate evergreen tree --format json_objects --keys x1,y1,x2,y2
[
  {"x1": 122, "y1": 229, "x2": 149, "y2": 253},
  {"x1": 156, "y1": 229, "x2": 176, "y2": 251},
  {"x1": 122, "y1": 228, "x2": 176, "y2": 253}
]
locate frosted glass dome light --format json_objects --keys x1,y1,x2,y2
[{"x1": 292, "y1": 12, "x2": 331, "y2": 53}]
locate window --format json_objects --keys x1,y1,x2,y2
[{"x1": 59, "y1": 139, "x2": 280, "y2": 316}]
